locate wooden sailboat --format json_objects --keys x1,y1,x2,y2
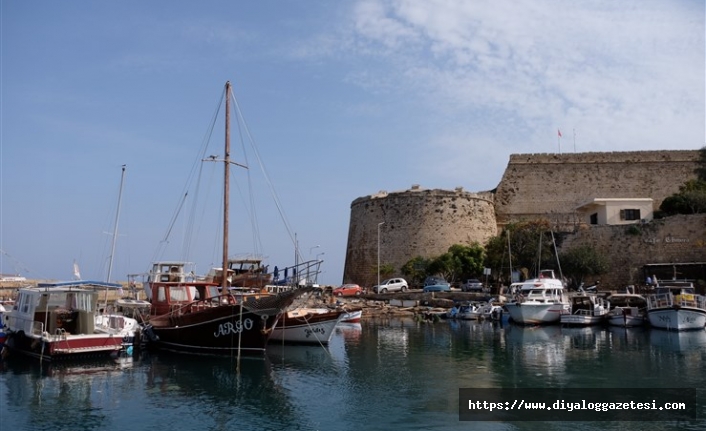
[{"x1": 143, "y1": 81, "x2": 306, "y2": 356}]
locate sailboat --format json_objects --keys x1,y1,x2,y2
[{"x1": 142, "y1": 81, "x2": 306, "y2": 356}]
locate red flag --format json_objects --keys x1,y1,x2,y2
[{"x1": 557, "y1": 129, "x2": 562, "y2": 137}]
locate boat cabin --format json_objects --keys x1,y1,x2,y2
[
  {"x1": 6, "y1": 286, "x2": 99, "y2": 337},
  {"x1": 148, "y1": 280, "x2": 221, "y2": 316},
  {"x1": 147, "y1": 262, "x2": 193, "y2": 284},
  {"x1": 654, "y1": 281, "x2": 695, "y2": 295},
  {"x1": 208, "y1": 257, "x2": 271, "y2": 288}
]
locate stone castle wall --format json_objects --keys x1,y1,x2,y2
[
  {"x1": 494, "y1": 150, "x2": 700, "y2": 226},
  {"x1": 343, "y1": 186, "x2": 496, "y2": 286},
  {"x1": 557, "y1": 214, "x2": 706, "y2": 287},
  {"x1": 343, "y1": 150, "x2": 703, "y2": 287}
]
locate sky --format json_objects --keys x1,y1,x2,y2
[{"x1": 1, "y1": 0, "x2": 704, "y2": 287}]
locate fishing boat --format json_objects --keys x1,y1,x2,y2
[
  {"x1": 340, "y1": 307, "x2": 363, "y2": 323},
  {"x1": 646, "y1": 281, "x2": 706, "y2": 331},
  {"x1": 3, "y1": 282, "x2": 126, "y2": 360},
  {"x1": 141, "y1": 82, "x2": 306, "y2": 356},
  {"x1": 504, "y1": 270, "x2": 570, "y2": 325},
  {"x1": 456, "y1": 302, "x2": 483, "y2": 320},
  {"x1": 560, "y1": 293, "x2": 610, "y2": 326},
  {"x1": 606, "y1": 289, "x2": 647, "y2": 327},
  {"x1": 270, "y1": 307, "x2": 346, "y2": 345}
]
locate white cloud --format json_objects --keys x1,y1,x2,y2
[{"x1": 342, "y1": 0, "x2": 704, "y2": 155}]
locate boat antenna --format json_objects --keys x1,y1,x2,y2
[
  {"x1": 107, "y1": 164, "x2": 126, "y2": 283},
  {"x1": 551, "y1": 230, "x2": 564, "y2": 281},
  {"x1": 507, "y1": 229, "x2": 513, "y2": 285}
]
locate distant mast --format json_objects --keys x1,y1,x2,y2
[{"x1": 107, "y1": 164, "x2": 126, "y2": 283}]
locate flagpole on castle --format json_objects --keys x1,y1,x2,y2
[
  {"x1": 557, "y1": 129, "x2": 562, "y2": 154},
  {"x1": 573, "y1": 128, "x2": 577, "y2": 152}
]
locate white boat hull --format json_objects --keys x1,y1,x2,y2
[
  {"x1": 560, "y1": 314, "x2": 605, "y2": 326},
  {"x1": 457, "y1": 312, "x2": 480, "y2": 320},
  {"x1": 648, "y1": 308, "x2": 706, "y2": 331},
  {"x1": 608, "y1": 307, "x2": 645, "y2": 327},
  {"x1": 270, "y1": 315, "x2": 341, "y2": 344},
  {"x1": 340, "y1": 310, "x2": 362, "y2": 323},
  {"x1": 505, "y1": 302, "x2": 567, "y2": 325}
]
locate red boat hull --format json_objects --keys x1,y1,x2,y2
[{"x1": 4, "y1": 331, "x2": 123, "y2": 361}]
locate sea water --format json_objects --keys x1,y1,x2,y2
[{"x1": 1, "y1": 318, "x2": 705, "y2": 430}]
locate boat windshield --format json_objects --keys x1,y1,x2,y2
[
  {"x1": 527, "y1": 289, "x2": 548, "y2": 297},
  {"x1": 655, "y1": 287, "x2": 694, "y2": 295}
]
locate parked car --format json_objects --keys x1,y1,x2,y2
[
  {"x1": 462, "y1": 278, "x2": 484, "y2": 292},
  {"x1": 423, "y1": 282, "x2": 451, "y2": 293},
  {"x1": 333, "y1": 283, "x2": 363, "y2": 297},
  {"x1": 372, "y1": 278, "x2": 408, "y2": 293},
  {"x1": 424, "y1": 276, "x2": 448, "y2": 287}
]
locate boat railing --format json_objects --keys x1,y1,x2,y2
[
  {"x1": 647, "y1": 293, "x2": 672, "y2": 309},
  {"x1": 30, "y1": 320, "x2": 44, "y2": 337},
  {"x1": 648, "y1": 292, "x2": 706, "y2": 310},
  {"x1": 572, "y1": 308, "x2": 592, "y2": 316},
  {"x1": 48, "y1": 328, "x2": 68, "y2": 341},
  {"x1": 674, "y1": 293, "x2": 706, "y2": 310},
  {"x1": 6, "y1": 314, "x2": 39, "y2": 336},
  {"x1": 164, "y1": 292, "x2": 271, "y2": 317}
]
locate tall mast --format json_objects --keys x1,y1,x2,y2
[
  {"x1": 222, "y1": 82, "x2": 231, "y2": 292},
  {"x1": 107, "y1": 164, "x2": 126, "y2": 283}
]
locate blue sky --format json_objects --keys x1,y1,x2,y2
[{"x1": 1, "y1": 1, "x2": 704, "y2": 286}]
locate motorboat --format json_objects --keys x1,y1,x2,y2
[
  {"x1": 606, "y1": 289, "x2": 647, "y2": 327},
  {"x1": 560, "y1": 293, "x2": 610, "y2": 326},
  {"x1": 646, "y1": 281, "x2": 706, "y2": 331},
  {"x1": 504, "y1": 270, "x2": 570, "y2": 325},
  {"x1": 3, "y1": 282, "x2": 126, "y2": 360}
]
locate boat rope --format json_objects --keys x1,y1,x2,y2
[
  {"x1": 236, "y1": 295, "x2": 243, "y2": 374},
  {"x1": 229, "y1": 89, "x2": 298, "y2": 257},
  {"x1": 302, "y1": 313, "x2": 334, "y2": 356}
]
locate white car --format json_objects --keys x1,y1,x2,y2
[{"x1": 373, "y1": 278, "x2": 409, "y2": 293}]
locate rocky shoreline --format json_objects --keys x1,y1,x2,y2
[
  {"x1": 0, "y1": 282, "x2": 491, "y2": 320},
  {"x1": 326, "y1": 291, "x2": 494, "y2": 319}
]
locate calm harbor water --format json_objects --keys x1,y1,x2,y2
[{"x1": 2, "y1": 318, "x2": 706, "y2": 430}]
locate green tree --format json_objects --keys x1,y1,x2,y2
[
  {"x1": 447, "y1": 243, "x2": 485, "y2": 280},
  {"x1": 371, "y1": 263, "x2": 395, "y2": 286},
  {"x1": 484, "y1": 220, "x2": 558, "y2": 280},
  {"x1": 427, "y1": 252, "x2": 459, "y2": 282},
  {"x1": 401, "y1": 256, "x2": 430, "y2": 287},
  {"x1": 659, "y1": 179, "x2": 706, "y2": 215},
  {"x1": 559, "y1": 244, "x2": 610, "y2": 288},
  {"x1": 423, "y1": 244, "x2": 486, "y2": 283}
]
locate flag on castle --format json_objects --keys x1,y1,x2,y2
[{"x1": 558, "y1": 129, "x2": 562, "y2": 137}]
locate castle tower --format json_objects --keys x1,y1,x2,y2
[{"x1": 343, "y1": 185, "x2": 497, "y2": 287}]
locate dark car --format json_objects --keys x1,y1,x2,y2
[
  {"x1": 424, "y1": 276, "x2": 448, "y2": 287},
  {"x1": 462, "y1": 278, "x2": 484, "y2": 292},
  {"x1": 423, "y1": 282, "x2": 451, "y2": 293}
]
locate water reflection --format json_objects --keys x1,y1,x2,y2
[
  {"x1": 335, "y1": 322, "x2": 362, "y2": 344},
  {"x1": 1, "y1": 355, "x2": 138, "y2": 431},
  {"x1": 3, "y1": 319, "x2": 706, "y2": 431},
  {"x1": 649, "y1": 328, "x2": 706, "y2": 353},
  {"x1": 142, "y1": 352, "x2": 298, "y2": 430}
]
